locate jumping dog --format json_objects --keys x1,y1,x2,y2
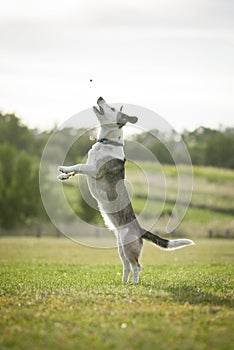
[{"x1": 58, "y1": 97, "x2": 194, "y2": 283}]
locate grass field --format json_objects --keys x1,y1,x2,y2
[{"x1": 0, "y1": 237, "x2": 233, "y2": 350}]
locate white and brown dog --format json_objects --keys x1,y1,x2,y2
[{"x1": 58, "y1": 97, "x2": 194, "y2": 283}]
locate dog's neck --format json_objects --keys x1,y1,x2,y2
[{"x1": 98, "y1": 125, "x2": 124, "y2": 145}]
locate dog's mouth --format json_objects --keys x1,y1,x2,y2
[
  {"x1": 93, "y1": 97, "x2": 105, "y2": 116},
  {"x1": 93, "y1": 105, "x2": 104, "y2": 116}
]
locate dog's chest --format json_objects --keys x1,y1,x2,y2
[
  {"x1": 87, "y1": 155, "x2": 125, "y2": 202},
  {"x1": 86, "y1": 143, "x2": 125, "y2": 165}
]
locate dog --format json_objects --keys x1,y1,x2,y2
[{"x1": 58, "y1": 97, "x2": 194, "y2": 283}]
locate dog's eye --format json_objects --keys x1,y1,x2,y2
[{"x1": 110, "y1": 107, "x2": 115, "y2": 112}]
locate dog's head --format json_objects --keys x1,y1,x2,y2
[{"x1": 93, "y1": 97, "x2": 138, "y2": 127}]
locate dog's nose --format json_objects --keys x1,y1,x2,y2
[{"x1": 97, "y1": 97, "x2": 105, "y2": 104}]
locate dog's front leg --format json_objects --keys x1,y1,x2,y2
[{"x1": 58, "y1": 164, "x2": 96, "y2": 180}]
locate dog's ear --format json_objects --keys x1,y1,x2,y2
[
  {"x1": 119, "y1": 106, "x2": 137, "y2": 123},
  {"x1": 118, "y1": 113, "x2": 138, "y2": 125},
  {"x1": 125, "y1": 115, "x2": 138, "y2": 124}
]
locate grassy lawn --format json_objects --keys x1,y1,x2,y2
[{"x1": 0, "y1": 237, "x2": 233, "y2": 350}]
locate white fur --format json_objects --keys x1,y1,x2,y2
[
  {"x1": 58, "y1": 98, "x2": 142, "y2": 283},
  {"x1": 58, "y1": 97, "x2": 194, "y2": 284},
  {"x1": 167, "y1": 239, "x2": 195, "y2": 250}
]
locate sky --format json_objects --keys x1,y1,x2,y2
[{"x1": 0, "y1": 0, "x2": 234, "y2": 132}]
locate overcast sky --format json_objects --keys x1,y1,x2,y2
[{"x1": 0, "y1": 0, "x2": 233, "y2": 132}]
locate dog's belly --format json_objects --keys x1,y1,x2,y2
[
  {"x1": 86, "y1": 157, "x2": 139, "y2": 231},
  {"x1": 86, "y1": 177, "x2": 116, "y2": 231},
  {"x1": 87, "y1": 176, "x2": 120, "y2": 213},
  {"x1": 87, "y1": 176, "x2": 137, "y2": 231}
]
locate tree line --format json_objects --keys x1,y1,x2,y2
[
  {"x1": 0, "y1": 111, "x2": 233, "y2": 230},
  {"x1": 132, "y1": 127, "x2": 234, "y2": 168}
]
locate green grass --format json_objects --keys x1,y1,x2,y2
[{"x1": 0, "y1": 237, "x2": 233, "y2": 350}]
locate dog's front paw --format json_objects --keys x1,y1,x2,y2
[
  {"x1": 57, "y1": 173, "x2": 70, "y2": 181},
  {"x1": 58, "y1": 166, "x2": 67, "y2": 173}
]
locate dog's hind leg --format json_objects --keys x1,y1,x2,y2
[
  {"x1": 130, "y1": 261, "x2": 142, "y2": 284},
  {"x1": 122, "y1": 238, "x2": 143, "y2": 284},
  {"x1": 118, "y1": 245, "x2": 131, "y2": 283}
]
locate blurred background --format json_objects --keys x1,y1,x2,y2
[{"x1": 0, "y1": 0, "x2": 233, "y2": 240}]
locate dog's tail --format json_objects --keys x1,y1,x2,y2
[{"x1": 141, "y1": 230, "x2": 195, "y2": 250}]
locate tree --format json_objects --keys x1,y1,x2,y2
[
  {"x1": 0, "y1": 144, "x2": 40, "y2": 229},
  {"x1": 205, "y1": 133, "x2": 234, "y2": 169}
]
